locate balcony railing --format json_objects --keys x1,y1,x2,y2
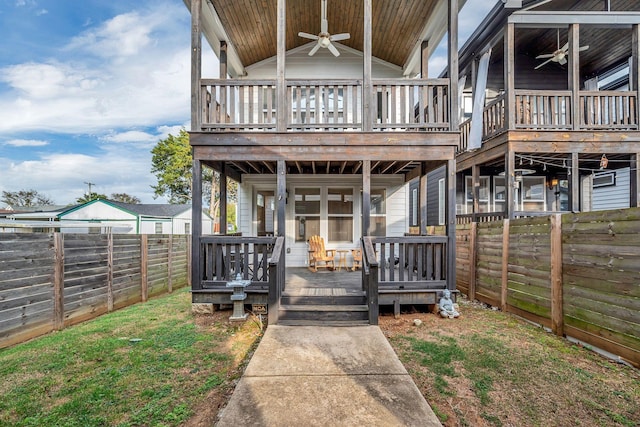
[
  {"x1": 459, "y1": 90, "x2": 639, "y2": 152},
  {"x1": 199, "y1": 78, "x2": 451, "y2": 132}
]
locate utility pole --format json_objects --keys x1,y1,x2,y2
[{"x1": 84, "y1": 181, "x2": 95, "y2": 195}]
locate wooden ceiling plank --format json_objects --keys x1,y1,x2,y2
[
  {"x1": 379, "y1": 161, "x2": 397, "y2": 174},
  {"x1": 229, "y1": 161, "x2": 250, "y2": 174},
  {"x1": 295, "y1": 161, "x2": 303, "y2": 174},
  {"x1": 339, "y1": 161, "x2": 348, "y2": 174}
]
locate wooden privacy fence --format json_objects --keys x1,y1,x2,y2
[
  {"x1": 456, "y1": 208, "x2": 640, "y2": 368},
  {"x1": 0, "y1": 233, "x2": 191, "y2": 349}
]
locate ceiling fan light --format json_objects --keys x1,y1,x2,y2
[{"x1": 320, "y1": 37, "x2": 330, "y2": 48}]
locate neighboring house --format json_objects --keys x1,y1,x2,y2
[
  {"x1": 57, "y1": 199, "x2": 213, "y2": 234},
  {"x1": 449, "y1": 0, "x2": 640, "y2": 222},
  {"x1": 185, "y1": 0, "x2": 464, "y2": 313}
]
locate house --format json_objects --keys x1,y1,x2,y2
[
  {"x1": 185, "y1": 0, "x2": 464, "y2": 323},
  {"x1": 451, "y1": 0, "x2": 640, "y2": 222},
  {"x1": 57, "y1": 199, "x2": 213, "y2": 234}
]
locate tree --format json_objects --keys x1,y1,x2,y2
[
  {"x1": 110, "y1": 193, "x2": 141, "y2": 204},
  {"x1": 76, "y1": 192, "x2": 108, "y2": 204},
  {"x1": 1, "y1": 190, "x2": 54, "y2": 207},
  {"x1": 150, "y1": 129, "x2": 195, "y2": 204}
]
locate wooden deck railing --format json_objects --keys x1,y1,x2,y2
[
  {"x1": 199, "y1": 236, "x2": 277, "y2": 287},
  {"x1": 515, "y1": 90, "x2": 572, "y2": 129},
  {"x1": 370, "y1": 236, "x2": 447, "y2": 289},
  {"x1": 580, "y1": 91, "x2": 638, "y2": 130},
  {"x1": 267, "y1": 236, "x2": 285, "y2": 325},
  {"x1": 199, "y1": 78, "x2": 451, "y2": 132},
  {"x1": 361, "y1": 236, "x2": 379, "y2": 325},
  {"x1": 484, "y1": 94, "x2": 506, "y2": 138}
]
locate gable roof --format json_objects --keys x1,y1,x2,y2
[{"x1": 106, "y1": 201, "x2": 191, "y2": 218}]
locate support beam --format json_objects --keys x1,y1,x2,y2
[
  {"x1": 505, "y1": 23, "x2": 515, "y2": 129},
  {"x1": 276, "y1": 0, "x2": 286, "y2": 131},
  {"x1": 363, "y1": 0, "x2": 373, "y2": 131},
  {"x1": 192, "y1": 158, "x2": 203, "y2": 290},
  {"x1": 220, "y1": 164, "x2": 228, "y2": 235},
  {"x1": 448, "y1": 0, "x2": 459, "y2": 131},
  {"x1": 277, "y1": 160, "x2": 286, "y2": 238},
  {"x1": 362, "y1": 160, "x2": 371, "y2": 236},
  {"x1": 568, "y1": 24, "x2": 581, "y2": 130},
  {"x1": 190, "y1": 0, "x2": 202, "y2": 131},
  {"x1": 419, "y1": 163, "x2": 428, "y2": 234},
  {"x1": 632, "y1": 154, "x2": 640, "y2": 207},
  {"x1": 633, "y1": 25, "x2": 640, "y2": 125},
  {"x1": 219, "y1": 41, "x2": 227, "y2": 123},
  {"x1": 421, "y1": 40, "x2": 429, "y2": 78},
  {"x1": 571, "y1": 152, "x2": 580, "y2": 212},
  {"x1": 446, "y1": 158, "x2": 456, "y2": 290},
  {"x1": 506, "y1": 151, "x2": 516, "y2": 219},
  {"x1": 471, "y1": 164, "x2": 480, "y2": 220}
]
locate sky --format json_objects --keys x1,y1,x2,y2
[{"x1": 0, "y1": 0, "x2": 495, "y2": 206}]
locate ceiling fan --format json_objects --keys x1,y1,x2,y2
[
  {"x1": 535, "y1": 29, "x2": 589, "y2": 70},
  {"x1": 298, "y1": 0, "x2": 350, "y2": 57}
]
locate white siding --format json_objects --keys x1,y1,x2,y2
[
  {"x1": 592, "y1": 168, "x2": 630, "y2": 211},
  {"x1": 245, "y1": 44, "x2": 404, "y2": 79},
  {"x1": 61, "y1": 202, "x2": 136, "y2": 221}
]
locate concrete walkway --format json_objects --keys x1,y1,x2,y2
[{"x1": 215, "y1": 325, "x2": 441, "y2": 426}]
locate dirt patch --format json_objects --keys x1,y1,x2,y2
[
  {"x1": 185, "y1": 310, "x2": 264, "y2": 427},
  {"x1": 380, "y1": 298, "x2": 640, "y2": 427}
]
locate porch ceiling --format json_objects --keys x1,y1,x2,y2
[
  {"x1": 204, "y1": 0, "x2": 445, "y2": 72},
  {"x1": 461, "y1": 0, "x2": 640, "y2": 83}
]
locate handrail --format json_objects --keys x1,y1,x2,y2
[
  {"x1": 268, "y1": 236, "x2": 285, "y2": 325},
  {"x1": 361, "y1": 236, "x2": 379, "y2": 325}
]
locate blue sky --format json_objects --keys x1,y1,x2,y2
[{"x1": 0, "y1": 0, "x2": 494, "y2": 206}]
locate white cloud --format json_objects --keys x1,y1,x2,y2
[
  {"x1": 0, "y1": 148, "x2": 167, "y2": 204},
  {"x1": 0, "y1": 1, "x2": 191, "y2": 135},
  {"x1": 100, "y1": 123, "x2": 187, "y2": 146},
  {"x1": 36, "y1": 9, "x2": 47, "y2": 16},
  {"x1": 3, "y1": 138, "x2": 48, "y2": 147}
]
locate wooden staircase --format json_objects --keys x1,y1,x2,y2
[{"x1": 277, "y1": 287, "x2": 369, "y2": 326}]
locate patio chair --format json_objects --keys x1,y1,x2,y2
[
  {"x1": 307, "y1": 235, "x2": 336, "y2": 272},
  {"x1": 351, "y1": 248, "x2": 362, "y2": 271}
]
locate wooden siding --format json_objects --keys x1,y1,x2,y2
[
  {"x1": 457, "y1": 208, "x2": 640, "y2": 367},
  {"x1": 592, "y1": 167, "x2": 631, "y2": 211},
  {"x1": 0, "y1": 233, "x2": 189, "y2": 349},
  {"x1": 426, "y1": 166, "x2": 446, "y2": 226}
]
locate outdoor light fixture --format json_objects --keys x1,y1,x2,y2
[{"x1": 600, "y1": 154, "x2": 608, "y2": 169}]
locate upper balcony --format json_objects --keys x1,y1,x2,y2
[{"x1": 197, "y1": 78, "x2": 451, "y2": 133}]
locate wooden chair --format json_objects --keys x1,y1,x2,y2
[
  {"x1": 307, "y1": 235, "x2": 336, "y2": 272},
  {"x1": 351, "y1": 248, "x2": 362, "y2": 271}
]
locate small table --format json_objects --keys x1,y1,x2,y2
[{"x1": 336, "y1": 250, "x2": 349, "y2": 271}]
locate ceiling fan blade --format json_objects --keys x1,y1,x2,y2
[
  {"x1": 535, "y1": 58, "x2": 554, "y2": 70},
  {"x1": 561, "y1": 42, "x2": 569, "y2": 52},
  {"x1": 308, "y1": 43, "x2": 321, "y2": 56},
  {"x1": 327, "y1": 42, "x2": 340, "y2": 57},
  {"x1": 579, "y1": 45, "x2": 590, "y2": 51},
  {"x1": 330, "y1": 33, "x2": 350, "y2": 42},
  {"x1": 536, "y1": 53, "x2": 554, "y2": 59},
  {"x1": 298, "y1": 32, "x2": 319, "y2": 40},
  {"x1": 558, "y1": 57, "x2": 567, "y2": 65}
]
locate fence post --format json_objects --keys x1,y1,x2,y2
[
  {"x1": 469, "y1": 222, "x2": 477, "y2": 301},
  {"x1": 107, "y1": 231, "x2": 114, "y2": 312},
  {"x1": 187, "y1": 235, "x2": 192, "y2": 287},
  {"x1": 53, "y1": 232, "x2": 65, "y2": 330},
  {"x1": 141, "y1": 234, "x2": 148, "y2": 302},
  {"x1": 501, "y1": 219, "x2": 510, "y2": 311},
  {"x1": 550, "y1": 214, "x2": 564, "y2": 336},
  {"x1": 167, "y1": 234, "x2": 173, "y2": 293}
]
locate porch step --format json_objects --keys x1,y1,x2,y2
[
  {"x1": 281, "y1": 293, "x2": 366, "y2": 306},
  {"x1": 278, "y1": 303, "x2": 369, "y2": 324}
]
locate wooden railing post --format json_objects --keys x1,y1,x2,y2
[
  {"x1": 550, "y1": 214, "x2": 564, "y2": 336},
  {"x1": 501, "y1": 219, "x2": 510, "y2": 311},
  {"x1": 53, "y1": 232, "x2": 64, "y2": 330},
  {"x1": 107, "y1": 231, "x2": 114, "y2": 312},
  {"x1": 167, "y1": 234, "x2": 173, "y2": 293},
  {"x1": 268, "y1": 236, "x2": 284, "y2": 325},
  {"x1": 141, "y1": 234, "x2": 148, "y2": 302},
  {"x1": 469, "y1": 222, "x2": 477, "y2": 301},
  {"x1": 362, "y1": 237, "x2": 379, "y2": 325}
]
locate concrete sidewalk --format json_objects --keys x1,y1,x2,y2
[{"x1": 215, "y1": 325, "x2": 441, "y2": 426}]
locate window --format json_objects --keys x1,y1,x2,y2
[
  {"x1": 593, "y1": 171, "x2": 616, "y2": 188},
  {"x1": 409, "y1": 181, "x2": 419, "y2": 227},
  {"x1": 370, "y1": 189, "x2": 386, "y2": 236},
  {"x1": 494, "y1": 177, "x2": 505, "y2": 212},
  {"x1": 521, "y1": 177, "x2": 546, "y2": 202},
  {"x1": 184, "y1": 222, "x2": 190, "y2": 235},
  {"x1": 465, "y1": 176, "x2": 490, "y2": 213},
  {"x1": 328, "y1": 188, "x2": 353, "y2": 242},
  {"x1": 295, "y1": 188, "x2": 320, "y2": 242},
  {"x1": 438, "y1": 179, "x2": 446, "y2": 226}
]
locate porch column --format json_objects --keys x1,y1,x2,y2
[
  {"x1": 632, "y1": 154, "x2": 640, "y2": 207},
  {"x1": 446, "y1": 158, "x2": 457, "y2": 290},
  {"x1": 505, "y1": 23, "x2": 515, "y2": 129},
  {"x1": 190, "y1": 0, "x2": 202, "y2": 131},
  {"x1": 506, "y1": 150, "x2": 516, "y2": 219},
  {"x1": 568, "y1": 24, "x2": 581, "y2": 130},
  {"x1": 632, "y1": 25, "x2": 640, "y2": 125},
  {"x1": 276, "y1": 160, "x2": 286, "y2": 238},
  {"x1": 192, "y1": 158, "x2": 203, "y2": 290},
  {"x1": 362, "y1": 160, "x2": 371, "y2": 236},
  {"x1": 419, "y1": 163, "x2": 428, "y2": 234},
  {"x1": 448, "y1": 0, "x2": 460, "y2": 131},
  {"x1": 276, "y1": 0, "x2": 286, "y2": 131},
  {"x1": 571, "y1": 153, "x2": 580, "y2": 212},
  {"x1": 219, "y1": 41, "x2": 227, "y2": 121},
  {"x1": 471, "y1": 164, "x2": 480, "y2": 220},
  {"x1": 220, "y1": 164, "x2": 228, "y2": 235},
  {"x1": 363, "y1": 0, "x2": 373, "y2": 131},
  {"x1": 421, "y1": 41, "x2": 429, "y2": 78}
]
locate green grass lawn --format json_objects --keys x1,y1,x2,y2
[{"x1": 0, "y1": 288, "x2": 263, "y2": 427}]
